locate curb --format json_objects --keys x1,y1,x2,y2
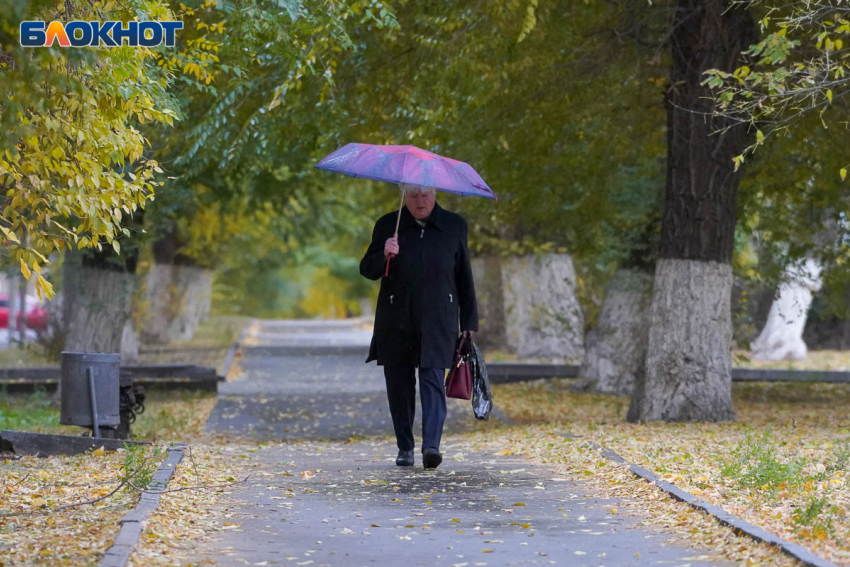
[
  {"x1": 484, "y1": 363, "x2": 850, "y2": 385},
  {"x1": 219, "y1": 319, "x2": 254, "y2": 381},
  {"x1": 565, "y1": 434, "x2": 839, "y2": 567},
  {"x1": 98, "y1": 443, "x2": 186, "y2": 567}
]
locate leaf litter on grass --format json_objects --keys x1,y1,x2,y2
[
  {"x1": 0, "y1": 389, "x2": 237, "y2": 566},
  {"x1": 466, "y1": 378, "x2": 850, "y2": 566},
  {"x1": 0, "y1": 444, "x2": 165, "y2": 567}
]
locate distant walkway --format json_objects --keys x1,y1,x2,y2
[
  {"x1": 208, "y1": 318, "x2": 475, "y2": 439},
  {"x1": 198, "y1": 318, "x2": 732, "y2": 566}
]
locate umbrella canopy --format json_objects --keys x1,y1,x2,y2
[{"x1": 315, "y1": 143, "x2": 496, "y2": 200}]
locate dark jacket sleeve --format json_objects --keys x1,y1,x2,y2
[
  {"x1": 360, "y1": 218, "x2": 389, "y2": 281},
  {"x1": 456, "y1": 219, "x2": 479, "y2": 331}
]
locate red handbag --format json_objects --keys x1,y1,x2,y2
[{"x1": 445, "y1": 335, "x2": 472, "y2": 400}]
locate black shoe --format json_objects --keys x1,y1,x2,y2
[
  {"x1": 422, "y1": 447, "x2": 442, "y2": 470},
  {"x1": 396, "y1": 450, "x2": 414, "y2": 467}
]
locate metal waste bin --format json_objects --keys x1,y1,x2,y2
[{"x1": 60, "y1": 352, "x2": 120, "y2": 437}]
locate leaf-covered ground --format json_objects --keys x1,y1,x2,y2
[
  {"x1": 0, "y1": 390, "x2": 222, "y2": 567},
  {"x1": 468, "y1": 380, "x2": 850, "y2": 566},
  {"x1": 0, "y1": 447, "x2": 153, "y2": 566},
  {"x1": 3, "y1": 347, "x2": 849, "y2": 566},
  {"x1": 128, "y1": 441, "x2": 268, "y2": 566}
]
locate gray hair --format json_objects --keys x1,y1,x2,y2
[{"x1": 399, "y1": 183, "x2": 436, "y2": 195}]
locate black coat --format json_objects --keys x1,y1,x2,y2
[{"x1": 360, "y1": 202, "x2": 478, "y2": 368}]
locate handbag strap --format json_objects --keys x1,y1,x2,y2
[{"x1": 455, "y1": 334, "x2": 467, "y2": 356}]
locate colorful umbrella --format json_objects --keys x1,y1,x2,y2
[{"x1": 315, "y1": 143, "x2": 496, "y2": 276}]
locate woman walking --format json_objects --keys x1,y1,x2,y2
[{"x1": 360, "y1": 183, "x2": 478, "y2": 470}]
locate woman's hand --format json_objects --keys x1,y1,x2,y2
[
  {"x1": 462, "y1": 330, "x2": 476, "y2": 338},
  {"x1": 384, "y1": 235, "x2": 399, "y2": 258}
]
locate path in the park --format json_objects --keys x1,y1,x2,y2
[{"x1": 198, "y1": 319, "x2": 732, "y2": 567}]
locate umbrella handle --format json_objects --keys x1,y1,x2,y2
[{"x1": 384, "y1": 190, "x2": 405, "y2": 279}]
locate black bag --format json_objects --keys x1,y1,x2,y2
[{"x1": 468, "y1": 338, "x2": 493, "y2": 420}]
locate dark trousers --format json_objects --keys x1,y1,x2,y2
[{"x1": 383, "y1": 366, "x2": 447, "y2": 452}]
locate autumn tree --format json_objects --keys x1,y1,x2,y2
[
  {"x1": 135, "y1": 0, "x2": 398, "y2": 342},
  {"x1": 0, "y1": 0, "x2": 181, "y2": 352}
]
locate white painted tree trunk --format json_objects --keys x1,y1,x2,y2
[
  {"x1": 63, "y1": 256, "x2": 135, "y2": 353},
  {"x1": 502, "y1": 254, "x2": 585, "y2": 360},
  {"x1": 166, "y1": 266, "x2": 214, "y2": 342},
  {"x1": 140, "y1": 263, "x2": 213, "y2": 344},
  {"x1": 750, "y1": 258, "x2": 822, "y2": 361},
  {"x1": 579, "y1": 268, "x2": 653, "y2": 395},
  {"x1": 628, "y1": 258, "x2": 734, "y2": 422},
  {"x1": 121, "y1": 320, "x2": 139, "y2": 363},
  {"x1": 140, "y1": 263, "x2": 172, "y2": 344},
  {"x1": 470, "y1": 256, "x2": 508, "y2": 352}
]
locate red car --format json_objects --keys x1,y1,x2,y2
[{"x1": 0, "y1": 294, "x2": 49, "y2": 331}]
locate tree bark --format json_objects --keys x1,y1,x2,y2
[
  {"x1": 139, "y1": 229, "x2": 214, "y2": 344},
  {"x1": 470, "y1": 256, "x2": 509, "y2": 352},
  {"x1": 628, "y1": 0, "x2": 755, "y2": 422},
  {"x1": 6, "y1": 270, "x2": 17, "y2": 334},
  {"x1": 502, "y1": 254, "x2": 585, "y2": 360},
  {"x1": 18, "y1": 273, "x2": 27, "y2": 342},
  {"x1": 164, "y1": 265, "x2": 214, "y2": 342},
  {"x1": 121, "y1": 319, "x2": 140, "y2": 363},
  {"x1": 751, "y1": 258, "x2": 822, "y2": 360},
  {"x1": 62, "y1": 250, "x2": 135, "y2": 353},
  {"x1": 629, "y1": 259, "x2": 735, "y2": 421},
  {"x1": 579, "y1": 267, "x2": 653, "y2": 395}
]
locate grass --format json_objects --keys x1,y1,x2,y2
[
  {"x1": 135, "y1": 315, "x2": 251, "y2": 369},
  {"x1": 479, "y1": 379, "x2": 850, "y2": 565},
  {"x1": 131, "y1": 390, "x2": 217, "y2": 442},
  {"x1": 0, "y1": 344, "x2": 55, "y2": 368},
  {"x1": 169, "y1": 315, "x2": 251, "y2": 349},
  {"x1": 733, "y1": 349, "x2": 850, "y2": 370},
  {"x1": 0, "y1": 389, "x2": 216, "y2": 442},
  {"x1": 481, "y1": 347, "x2": 850, "y2": 370},
  {"x1": 0, "y1": 389, "x2": 69, "y2": 434}
]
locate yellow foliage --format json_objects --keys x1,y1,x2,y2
[{"x1": 298, "y1": 267, "x2": 357, "y2": 318}]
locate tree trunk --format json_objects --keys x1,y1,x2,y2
[
  {"x1": 502, "y1": 254, "x2": 585, "y2": 360},
  {"x1": 121, "y1": 319, "x2": 140, "y2": 363},
  {"x1": 165, "y1": 265, "x2": 214, "y2": 342},
  {"x1": 6, "y1": 270, "x2": 17, "y2": 334},
  {"x1": 579, "y1": 267, "x2": 653, "y2": 395},
  {"x1": 18, "y1": 274, "x2": 27, "y2": 342},
  {"x1": 140, "y1": 263, "x2": 214, "y2": 344},
  {"x1": 470, "y1": 256, "x2": 509, "y2": 352},
  {"x1": 628, "y1": 0, "x2": 755, "y2": 422},
  {"x1": 751, "y1": 258, "x2": 822, "y2": 360},
  {"x1": 140, "y1": 229, "x2": 213, "y2": 345},
  {"x1": 140, "y1": 262, "x2": 173, "y2": 343},
  {"x1": 63, "y1": 250, "x2": 135, "y2": 353}
]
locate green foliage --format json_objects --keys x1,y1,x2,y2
[
  {"x1": 793, "y1": 496, "x2": 831, "y2": 529},
  {"x1": 732, "y1": 110, "x2": 850, "y2": 306},
  {"x1": 120, "y1": 443, "x2": 163, "y2": 489},
  {"x1": 326, "y1": 0, "x2": 667, "y2": 264},
  {"x1": 704, "y1": 0, "x2": 850, "y2": 177},
  {"x1": 721, "y1": 433, "x2": 849, "y2": 536},
  {"x1": 721, "y1": 433, "x2": 806, "y2": 491}
]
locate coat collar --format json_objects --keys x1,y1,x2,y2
[{"x1": 398, "y1": 201, "x2": 445, "y2": 232}]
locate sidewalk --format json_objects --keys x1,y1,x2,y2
[{"x1": 196, "y1": 319, "x2": 733, "y2": 566}]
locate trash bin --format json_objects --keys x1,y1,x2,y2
[{"x1": 59, "y1": 352, "x2": 120, "y2": 436}]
